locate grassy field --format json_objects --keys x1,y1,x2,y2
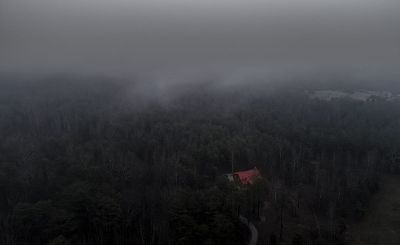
[{"x1": 350, "y1": 175, "x2": 400, "y2": 245}]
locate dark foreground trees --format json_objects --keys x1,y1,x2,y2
[{"x1": 0, "y1": 76, "x2": 399, "y2": 244}]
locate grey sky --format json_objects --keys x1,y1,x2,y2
[{"x1": 1, "y1": 0, "x2": 400, "y2": 74}]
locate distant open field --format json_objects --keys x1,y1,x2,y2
[{"x1": 351, "y1": 175, "x2": 400, "y2": 245}]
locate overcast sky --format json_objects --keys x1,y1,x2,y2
[{"x1": 0, "y1": 0, "x2": 399, "y2": 74}]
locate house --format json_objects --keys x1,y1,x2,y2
[{"x1": 225, "y1": 167, "x2": 261, "y2": 185}]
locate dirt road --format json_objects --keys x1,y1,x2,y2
[{"x1": 239, "y1": 215, "x2": 258, "y2": 245}]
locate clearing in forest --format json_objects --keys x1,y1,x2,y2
[{"x1": 351, "y1": 175, "x2": 400, "y2": 245}]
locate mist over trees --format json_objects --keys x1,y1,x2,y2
[{"x1": 0, "y1": 74, "x2": 400, "y2": 245}]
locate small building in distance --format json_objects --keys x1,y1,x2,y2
[
  {"x1": 308, "y1": 90, "x2": 394, "y2": 102},
  {"x1": 225, "y1": 167, "x2": 261, "y2": 185}
]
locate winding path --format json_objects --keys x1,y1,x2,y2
[{"x1": 239, "y1": 215, "x2": 258, "y2": 245}]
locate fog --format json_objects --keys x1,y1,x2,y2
[
  {"x1": 1, "y1": 0, "x2": 399, "y2": 75},
  {"x1": 2, "y1": 3, "x2": 400, "y2": 245}
]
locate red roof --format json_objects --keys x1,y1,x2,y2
[{"x1": 233, "y1": 167, "x2": 261, "y2": 184}]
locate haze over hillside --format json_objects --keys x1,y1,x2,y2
[{"x1": 1, "y1": 1, "x2": 400, "y2": 245}]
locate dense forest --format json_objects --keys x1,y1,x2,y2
[{"x1": 0, "y1": 74, "x2": 400, "y2": 245}]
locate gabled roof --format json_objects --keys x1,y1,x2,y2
[{"x1": 233, "y1": 167, "x2": 261, "y2": 185}]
